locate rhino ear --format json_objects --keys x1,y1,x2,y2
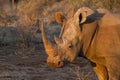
[
  {"x1": 79, "y1": 11, "x2": 87, "y2": 24},
  {"x1": 55, "y1": 12, "x2": 66, "y2": 24}
]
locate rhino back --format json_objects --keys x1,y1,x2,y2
[{"x1": 86, "y1": 13, "x2": 120, "y2": 79}]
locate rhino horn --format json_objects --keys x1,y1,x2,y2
[
  {"x1": 41, "y1": 22, "x2": 57, "y2": 57},
  {"x1": 54, "y1": 35, "x2": 63, "y2": 45}
]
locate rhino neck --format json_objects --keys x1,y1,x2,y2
[{"x1": 82, "y1": 21, "x2": 98, "y2": 57}]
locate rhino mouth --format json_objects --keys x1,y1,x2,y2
[
  {"x1": 46, "y1": 54, "x2": 66, "y2": 68},
  {"x1": 47, "y1": 61, "x2": 64, "y2": 68}
]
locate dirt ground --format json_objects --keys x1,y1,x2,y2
[{"x1": 0, "y1": 43, "x2": 98, "y2": 80}]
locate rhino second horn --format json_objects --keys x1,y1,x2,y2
[
  {"x1": 54, "y1": 35, "x2": 63, "y2": 45},
  {"x1": 41, "y1": 22, "x2": 57, "y2": 57}
]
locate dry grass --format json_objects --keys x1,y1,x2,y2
[
  {"x1": 70, "y1": 66, "x2": 97, "y2": 80},
  {"x1": 0, "y1": 0, "x2": 120, "y2": 27},
  {"x1": 0, "y1": 0, "x2": 119, "y2": 58},
  {"x1": 0, "y1": 0, "x2": 120, "y2": 48}
]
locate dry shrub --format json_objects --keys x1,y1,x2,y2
[
  {"x1": 99, "y1": 0, "x2": 120, "y2": 12},
  {"x1": 69, "y1": 0, "x2": 120, "y2": 12},
  {"x1": 70, "y1": 66, "x2": 97, "y2": 80},
  {"x1": 0, "y1": 0, "x2": 120, "y2": 47},
  {"x1": 1, "y1": 0, "x2": 120, "y2": 27}
]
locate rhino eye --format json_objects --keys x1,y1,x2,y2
[{"x1": 68, "y1": 44, "x2": 73, "y2": 49}]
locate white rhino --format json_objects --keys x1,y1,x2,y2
[{"x1": 41, "y1": 7, "x2": 120, "y2": 80}]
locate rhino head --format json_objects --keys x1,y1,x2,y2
[{"x1": 41, "y1": 8, "x2": 90, "y2": 68}]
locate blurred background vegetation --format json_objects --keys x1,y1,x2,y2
[
  {"x1": 0, "y1": 0, "x2": 120, "y2": 26},
  {"x1": 0, "y1": 0, "x2": 120, "y2": 46}
]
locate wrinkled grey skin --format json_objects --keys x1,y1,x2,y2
[{"x1": 42, "y1": 7, "x2": 120, "y2": 80}]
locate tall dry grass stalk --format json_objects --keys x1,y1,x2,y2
[{"x1": 70, "y1": 66, "x2": 94, "y2": 80}]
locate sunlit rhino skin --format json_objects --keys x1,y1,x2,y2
[{"x1": 41, "y1": 7, "x2": 120, "y2": 80}]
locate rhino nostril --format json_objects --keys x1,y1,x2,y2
[
  {"x1": 58, "y1": 61, "x2": 61, "y2": 65},
  {"x1": 57, "y1": 61, "x2": 64, "y2": 67}
]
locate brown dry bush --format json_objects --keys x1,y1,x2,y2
[
  {"x1": 0, "y1": 0, "x2": 120, "y2": 46},
  {"x1": 69, "y1": 0, "x2": 120, "y2": 12},
  {"x1": 1, "y1": 0, "x2": 120, "y2": 26}
]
